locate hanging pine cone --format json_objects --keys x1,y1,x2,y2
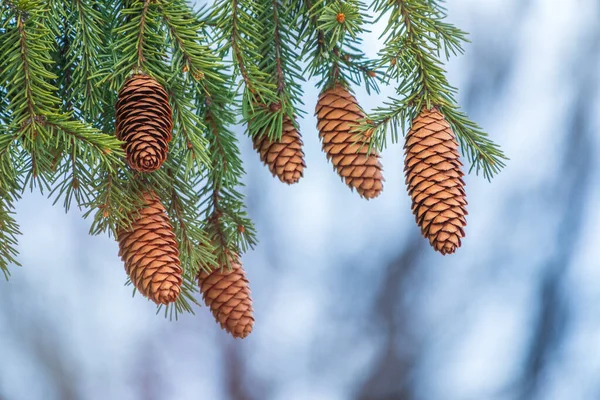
[
  {"x1": 315, "y1": 83, "x2": 384, "y2": 199},
  {"x1": 198, "y1": 255, "x2": 254, "y2": 339},
  {"x1": 404, "y1": 107, "x2": 468, "y2": 255},
  {"x1": 117, "y1": 191, "x2": 182, "y2": 304},
  {"x1": 115, "y1": 74, "x2": 173, "y2": 172},
  {"x1": 252, "y1": 114, "x2": 306, "y2": 184}
]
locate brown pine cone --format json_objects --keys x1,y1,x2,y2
[
  {"x1": 117, "y1": 191, "x2": 182, "y2": 304},
  {"x1": 252, "y1": 114, "x2": 306, "y2": 184},
  {"x1": 198, "y1": 256, "x2": 254, "y2": 339},
  {"x1": 315, "y1": 83, "x2": 384, "y2": 199},
  {"x1": 115, "y1": 74, "x2": 173, "y2": 172},
  {"x1": 404, "y1": 107, "x2": 468, "y2": 255}
]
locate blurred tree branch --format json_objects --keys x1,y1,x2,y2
[
  {"x1": 356, "y1": 238, "x2": 425, "y2": 400},
  {"x1": 516, "y1": 16, "x2": 599, "y2": 399}
]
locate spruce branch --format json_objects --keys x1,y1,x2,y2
[
  {"x1": 246, "y1": 0, "x2": 305, "y2": 141},
  {"x1": 300, "y1": 0, "x2": 380, "y2": 92},
  {"x1": 0, "y1": 2, "x2": 124, "y2": 277},
  {"x1": 85, "y1": 170, "x2": 142, "y2": 237},
  {"x1": 166, "y1": 78, "x2": 211, "y2": 174},
  {"x1": 0, "y1": 132, "x2": 22, "y2": 279},
  {"x1": 45, "y1": 116, "x2": 124, "y2": 210},
  {"x1": 109, "y1": 0, "x2": 170, "y2": 89},
  {"x1": 211, "y1": 0, "x2": 275, "y2": 101},
  {"x1": 0, "y1": 0, "x2": 506, "y2": 313},
  {"x1": 271, "y1": 0, "x2": 285, "y2": 95},
  {"x1": 158, "y1": 0, "x2": 219, "y2": 172},
  {"x1": 362, "y1": 0, "x2": 507, "y2": 179},
  {"x1": 69, "y1": 0, "x2": 108, "y2": 121},
  {"x1": 201, "y1": 97, "x2": 257, "y2": 270},
  {"x1": 0, "y1": 201, "x2": 21, "y2": 280}
]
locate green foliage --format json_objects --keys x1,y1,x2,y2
[
  {"x1": 244, "y1": 0, "x2": 306, "y2": 141},
  {"x1": 0, "y1": 0, "x2": 505, "y2": 311},
  {"x1": 211, "y1": 0, "x2": 275, "y2": 101},
  {"x1": 299, "y1": 0, "x2": 380, "y2": 93},
  {"x1": 361, "y1": 0, "x2": 507, "y2": 179},
  {"x1": 0, "y1": 0, "x2": 123, "y2": 279}
]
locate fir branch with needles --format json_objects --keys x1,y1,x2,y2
[
  {"x1": 0, "y1": 1, "x2": 123, "y2": 277},
  {"x1": 299, "y1": 0, "x2": 380, "y2": 92},
  {"x1": 360, "y1": 0, "x2": 506, "y2": 179},
  {"x1": 245, "y1": 0, "x2": 305, "y2": 141},
  {"x1": 0, "y1": 0, "x2": 505, "y2": 313}
]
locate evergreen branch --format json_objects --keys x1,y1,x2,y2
[
  {"x1": 48, "y1": 2, "x2": 74, "y2": 113},
  {"x1": 200, "y1": 96, "x2": 257, "y2": 269},
  {"x1": 109, "y1": 0, "x2": 170, "y2": 90},
  {"x1": 0, "y1": 0, "x2": 506, "y2": 309},
  {"x1": 0, "y1": 200, "x2": 21, "y2": 280},
  {"x1": 158, "y1": 0, "x2": 221, "y2": 82},
  {"x1": 0, "y1": 6, "x2": 59, "y2": 125},
  {"x1": 45, "y1": 117, "x2": 123, "y2": 168},
  {"x1": 45, "y1": 117, "x2": 125, "y2": 211},
  {"x1": 362, "y1": 0, "x2": 507, "y2": 179},
  {"x1": 136, "y1": 0, "x2": 151, "y2": 68},
  {"x1": 441, "y1": 104, "x2": 506, "y2": 178},
  {"x1": 245, "y1": 0, "x2": 306, "y2": 141},
  {"x1": 299, "y1": 0, "x2": 380, "y2": 92},
  {"x1": 303, "y1": 0, "x2": 326, "y2": 50},
  {"x1": 0, "y1": 131, "x2": 22, "y2": 279},
  {"x1": 166, "y1": 169, "x2": 214, "y2": 274},
  {"x1": 204, "y1": 108, "x2": 236, "y2": 267},
  {"x1": 167, "y1": 79, "x2": 212, "y2": 174},
  {"x1": 271, "y1": 0, "x2": 285, "y2": 95},
  {"x1": 230, "y1": 0, "x2": 253, "y2": 92},
  {"x1": 16, "y1": 12, "x2": 36, "y2": 120},
  {"x1": 69, "y1": 0, "x2": 108, "y2": 120},
  {"x1": 158, "y1": 1, "x2": 219, "y2": 171},
  {"x1": 211, "y1": 0, "x2": 276, "y2": 103},
  {"x1": 85, "y1": 170, "x2": 142, "y2": 237}
]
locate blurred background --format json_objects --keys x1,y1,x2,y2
[{"x1": 1, "y1": 0, "x2": 600, "y2": 399}]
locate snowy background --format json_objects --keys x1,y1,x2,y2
[{"x1": 1, "y1": 0, "x2": 600, "y2": 399}]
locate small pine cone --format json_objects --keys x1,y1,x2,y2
[
  {"x1": 404, "y1": 107, "x2": 468, "y2": 255},
  {"x1": 198, "y1": 256, "x2": 254, "y2": 339},
  {"x1": 252, "y1": 115, "x2": 306, "y2": 184},
  {"x1": 117, "y1": 191, "x2": 182, "y2": 304},
  {"x1": 115, "y1": 74, "x2": 173, "y2": 172},
  {"x1": 315, "y1": 83, "x2": 384, "y2": 199}
]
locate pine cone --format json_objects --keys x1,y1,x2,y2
[
  {"x1": 315, "y1": 83, "x2": 384, "y2": 199},
  {"x1": 252, "y1": 115, "x2": 306, "y2": 184},
  {"x1": 115, "y1": 74, "x2": 173, "y2": 172},
  {"x1": 404, "y1": 107, "x2": 468, "y2": 255},
  {"x1": 198, "y1": 256, "x2": 254, "y2": 339},
  {"x1": 117, "y1": 191, "x2": 182, "y2": 304}
]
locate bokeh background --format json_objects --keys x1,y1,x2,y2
[{"x1": 1, "y1": 0, "x2": 600, "y2": 399}]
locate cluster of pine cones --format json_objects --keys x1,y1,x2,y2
[
  {"x1": 256, "y1": 83, "x2": 467, "y2": 255},
  {"x1": 114, "y1": 74, "x2": 467, "y2": 338},
  {"x1": 115, "y1": 74, "x2": 254, "y2": 339}
]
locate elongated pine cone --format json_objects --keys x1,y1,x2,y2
[
  {"x1": 198, "y1": 256, "x2": 254, "y2": 339},
  {"x1": 252, "y1": 115, "x2": 306, "y2": 184},
  {"x1": 115, "y1": 74, "x2": 173, "y2": 172},
  {"x1": 404, "y1": 107, "x2": 468, "y2": 255},
  {"x1": 117, "y1": 191, "x2": 182, "y2": 304},
  {"x1": 315, "y1": 84, "x2": 384, "y2": 199}
]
